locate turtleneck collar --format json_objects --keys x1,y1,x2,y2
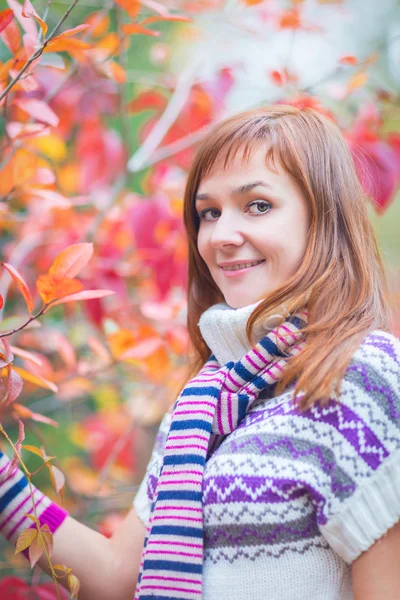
[{"x1": 198, "y1": 300, "x2": 288, "y2": 366}]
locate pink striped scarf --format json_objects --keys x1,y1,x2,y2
[{"x1": 135, "y1": 309, "x2": 307, "y2": 599}]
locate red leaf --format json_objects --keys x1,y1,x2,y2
[
  {"x1": 0, "y1": 294, "x2": 3, "y2": 310},
  {"x1": 0, "y1": 337, "x2": 14, "y2": 368},
  {"x1": 0, "y1": 9, "x2": 14, "y2": 34},
  {"x1": 2, "y1": 366, "x2": 24, "y2": 406},
  {"x1": 1, "y1": 262, "x2": 34, "y2": 314}
]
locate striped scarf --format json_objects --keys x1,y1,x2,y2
[{"x1": 135, "y1": 309, "x2": 307, "y2": 599}]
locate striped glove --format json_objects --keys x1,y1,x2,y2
[{"x1": 0, "y1": 451, "x2": 68, "y2": 551}]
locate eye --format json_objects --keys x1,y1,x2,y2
[
  {"x1": 198, "y1": 208, "x2": 221, "y2": 221},
  {"x1": 247, "y1": 200, "x2": 272, "y2": 215}
]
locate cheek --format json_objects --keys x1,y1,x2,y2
[{"x1": 196, "y1": 229, "x2": 209, "y2": 264}]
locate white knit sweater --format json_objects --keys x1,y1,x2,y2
[{"x1": 134, "y1": 302, "x2": 400, "y2": 600}]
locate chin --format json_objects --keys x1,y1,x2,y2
[{"x1": 224, "y1": 294, "x2": 259, "y2": 309}]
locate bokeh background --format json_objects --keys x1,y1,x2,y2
[{"x1": 0, "y1": 0, "x2": 399, "y2": 595}]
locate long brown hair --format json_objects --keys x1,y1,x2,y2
[{"x1": 183, "y1": 104, "x2": 391, "y2": 409}]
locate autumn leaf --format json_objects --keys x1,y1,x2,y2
[
  {"x1": 347, "y1": 71, "x2": 368, "y2": 94},
  {"x1": 14, "y1": 98, "x2": 59, "y2": 127},
  {"x1": 14, "y1": 403, "x2": 59, "y2": 427},
  {"x1": 140, "y1": 15, "x2": 192, "y2": 25},
  {"x1": 36, "y1": 274, "x2": 84, "y2": 304},
  {"x1": 13, "y1": 366, "x2": 58, "y2": 393},
  {"x1": 339, "y1": 55, "x2": 358, "y2": 66},
  {"x1": 29, "y1": 533, "x2": 45, "y2": 567},
  {"x1": 15, "y1": 528, "x2": 37, "y2": 554},
  {"x1": 1, "y1": 366, "x2": 24, "y2": 405},
  {"x1": 49, "y1": 243, "x2": 94, "y2": 279},
  {"x1": 0, "y1": 8, "x2": 14, "y2": 35},
  {"x1": 1, "y1": 262, "x2": 34, "y2": 314},
  {"x1": 47, "y1": 463, "x2": 65, "y2": 495},
  {"x1": 50, "y1": 23, "x2": 90, "y2": 40},
  {"x1": 10, "y1": 346, "x2": 44, "y2": 367},
  {"x1": 0, "y1": 294, "x2": 3, "y2": 309},
  {"x1": 121, "y1": 23, "x2": 161, "y2": 37},
  {"x1": 21, "y1": 0, "x2": 48, "y2": 37},
  {"x1": 85, "y1": 11, "x2": 110, "y2": 38},
  {"x1": 46, "y1": 289, "x2": 115, "y2": 310},
  {"x1": 43, "y1": 37, "x2": 92, "y2": 55},
  {"x1": 0, "y1": 337, "x2": 14, "y2": 368},
  {"x1": 0, "y1": 18, "x2": 21, "y2": 54},
  {"x1": 68, "y1": 574, "x2": 81, "y2": 599},
  {"x1": 115, "y1": 0, "x2": 141, "y2": 18}
]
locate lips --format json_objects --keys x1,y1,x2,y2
[{"x1": 219, "y1": 259, "x2": 266, "y2": 278}]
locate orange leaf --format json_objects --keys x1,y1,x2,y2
[
  {"x1": 53, "y1": 24, "x2": 90, "y2": 39},
  {"x1": 115, "y1": 0, "x2": 141, "y2": 18},
  {"x1": 119, "y1": 337, "x2": 163, "y2": 361},
  {"x1": 21, "y1": 444, "x2": 47, "y2": 459},
  {"x1": 49, "y1": 243, "x2": 93, "y2": 279},
  {"x1": 1, "y1": 262, "x2": 34, "y2": 314},
  {"x1": 140, "y1": 15, "x2": 192, "y2": 25},
  {"x1": 339, "y1": 55, "x2": 358, "y2": 66},
  {"x1": 36, "y1": 274, "x2": 84, "y2": 304},
  {"x1": 12, "y1": 366, "x2": 58, "y2": 393},
  {"x1": 22, "y1": 0, "x2": 48, "y2": 37},
  {"x1": 85, "y1": 11, "x2": 110, "y2": 38},
  {"x1": 0, "y1": 9, "x2": 14, "y2": 35},
  {"x1": 121, "y1": 23, "x2": 160, "y2": 37},
  {"x1": 279, "y1": 8, "x2": 301, "y2": 29},
  {"x1": 105, "y1": 60, "x2": 127, "y2": 84},
  {"x1": 43, "y1": 38, "x2": 92, "y2": 54},
  {"x1": 13, "y1": 403, "x2": 59, "y2": 427},
  {"x1": 0, "y1": 19, "x2": 21, "y2": 54},
  {"x1": 243, "y1": 0, "x2": 264, "y2": 4},
  {"x1": 47, "y1": 289, "x2": 115, "y2": 309}
]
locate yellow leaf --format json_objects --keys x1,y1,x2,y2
[
  {"x1": 47, "y1": 464, "x2": 65, "y2": 495},
  {"x1": 27, "y1": 134, "x2": 67, "y2": 162},
  {"x1": 15, "y1": 528, "x2": 37, "y2": 554},
  {"x1": 22, "y1": 444, "x2": 46, "y2": 459},
  {"x1": 13, "y1": 366, "x2": 58, "y2": 393},
  {"x1": 68, "y1": 573, "x2": 81, "y2": 599},
  {"x1": 347, "y1": 71, "x2": 368, "y2": 93}
]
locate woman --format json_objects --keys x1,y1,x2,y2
[{"x1": 1, "y1": 105, "x2": 400, "y2": 600}]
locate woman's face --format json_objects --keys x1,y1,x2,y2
[{"x1": 196, "y1": 144, "x2": 311, "y2": 308}]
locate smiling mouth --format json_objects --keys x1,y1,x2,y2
[{"x1": 220, "y1": 260, "x2": 265, "y2": 272}]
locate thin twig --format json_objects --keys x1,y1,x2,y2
[{"x1": 0, "y1": 0, "x2": 82, "y2": 103}]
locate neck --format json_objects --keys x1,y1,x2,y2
[{"x1": 198, "y1": 300, "x2": 288, "y2": 366}]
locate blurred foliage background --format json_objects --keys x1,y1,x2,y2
[{"x1": 0, "y1": 0, "x2": 399, "y2": 594}]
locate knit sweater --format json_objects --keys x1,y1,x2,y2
[{"x1": 134, "y1": 303, "x2": 400, "y2": 600}]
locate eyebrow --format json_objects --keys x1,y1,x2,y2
[{"x1": 195, "y1": 180, "x2": 272, "y2": 202}]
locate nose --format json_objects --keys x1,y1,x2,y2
[{"x1": 210, "y1": 212, "x2": 244, "y2": 249}]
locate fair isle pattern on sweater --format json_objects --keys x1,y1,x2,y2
[
  {"x1": 135, "y1": 311, "x2": 307, "y2": 600},
  {"x1": 134, "y1": 330, "x2": 400, "y2": 600}
]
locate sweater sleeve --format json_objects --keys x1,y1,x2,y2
[
  {"x1": 0, "y1": 451, "x2": 68, "y2": 554},
  {"x1": 316, "y1": 330, "x2": 400, "y2": 563},
  {"x1": 133, "y1": 410, "x2": 172, "y2": 527}
]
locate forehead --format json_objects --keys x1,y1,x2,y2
[{"x1": 197, "y1": 144, "x2": 286, "y2": 192}]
